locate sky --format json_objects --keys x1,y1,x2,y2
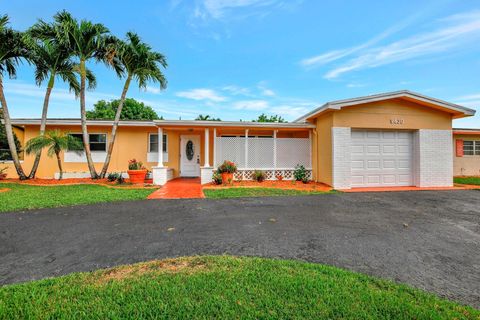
[{"x1": 2, "y1": 0, "x2": 480, "y2": 127}]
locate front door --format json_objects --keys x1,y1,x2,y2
[{"x1": 180, "y1": 135, "x2": 201, "y2": 177}]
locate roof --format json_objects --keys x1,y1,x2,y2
[
  {"x1": 8, "y1": 118, "x2": 315, "y2": 129},
  {"x1": 9, "y1": 119, "x2": 156, "y2": 127},
  {"x1": 153, "y1": 120, "x2": 315, "y2": 129},
  {"x1": 294, "y1": 90, "x2": 476, "y2": 122},
  {"x1": 453, "y1": 128, "x2": 480, "y2": 135}
]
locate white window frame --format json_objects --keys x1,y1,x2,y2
[
  {"x1": 69, "y1": 133, "x2": 108, "y2": 152},
  {"x1": 463, "y1": 140, "x2": 480, "y2": 156},
  {"x1": 148, "y1": 133, "x2": 168, "y2": 162}
]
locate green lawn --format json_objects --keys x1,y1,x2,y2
[
  {"x1": 204, "y1": 187, "x2": 332, "y2": 198},
  {"x1": 0, "y1": 183, "x2": 153, "y2": 212},
  {"x1": 454, "y1": 176, "x2": 480, "y2": 185},
  {"x1": 0, "y1": 256, "x2": 477, "y2": 319}
]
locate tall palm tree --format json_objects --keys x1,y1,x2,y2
[
  {"x1": 99, "y1": 32, "x2": 167, "y2": 178},
  {"x1": 24, "y1": 21, "x2": 96, "y2": 178},
  {"x1": 0, "y1": 15, "x2": 28, "y2": 179},
  {"x1": 41, "y1": 11, "x2": 120, "y2": 178},
  {"x1": 25, "y1": 130, "x2": 83, "y2": 180}
]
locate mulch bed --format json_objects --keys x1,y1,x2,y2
[
  {"x1": 0, "y1": 178, "x2": 158, "y2": 189},
  {"x1": 203, "y1": 180, "x2": 332, "y2": 192},
  {"x1": 0, "y1": 188, "x2": 10, "y2": 193}
]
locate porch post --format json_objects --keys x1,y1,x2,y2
[
  {"x1": 157, "y1": 127, "x2": 164, "y2": 167},
  {"x1": 245, "y1": 129, "x2": 249, "y2": 169},
  {"x1": 309, "y1": 129, "x2": 312, "y2": 167},
  {"x1": 213, "y1": 128, "x2": 217, "y2": 167},
  {"x1": 204, "y1": 128, "x2": 210, "y2": 167},
  {"x1": 273, "y1": 130, "x2": 277, "y2": 170}
]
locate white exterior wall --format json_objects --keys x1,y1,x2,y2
[
  {"x1": 200, "y1": 167, "x2": 214, "y2": 185},
  {"x1": 332, "y1": 127, "x2": 351, "y2": 189},
  {"x1": 415, "y1": 129, "x2": 453, "y2": 187}
]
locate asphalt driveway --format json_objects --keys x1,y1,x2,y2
[{"x1": 1, "y1": 190, "x2": 479, "y2": 307}]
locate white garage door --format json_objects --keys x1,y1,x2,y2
[{"x1": 351, "y1": 130, "x2": 414, "y2": 187}]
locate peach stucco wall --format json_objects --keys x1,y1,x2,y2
[{"x1": 453, "y1": 134, "x2": 480, "y2": 176}]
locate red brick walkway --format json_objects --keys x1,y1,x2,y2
[{"x1": 147, "y1": 178, "x2": 205, "y2": 199}]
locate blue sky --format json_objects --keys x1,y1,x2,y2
[{"x1": 3, "y1": 0, "x2": 480, "y2": 127}]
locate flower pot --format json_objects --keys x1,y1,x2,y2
[
  {"x1": 127, "y1": 170, "x2": 147, "y2": 184},
  {"x1": 221, "y1": 172, "x2": 234, "y2": 185}
]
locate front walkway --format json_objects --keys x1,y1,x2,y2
[{"x1": 148, "y1": 178, "x2": 205, "y2": 199}]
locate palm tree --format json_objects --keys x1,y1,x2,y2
[
  {"x1": 25, "y1": 130, "x2": 83, "y2": 180},
  {"x1": 41, "y1": 11, "x2": 119, "y2": 178},
  {"x1": 99, "y1": 32, "x2": 167, "y2": 178},
  {"x1": 24, "y1": 22, "x2": 97, "y2": 179},
  {"x1": 0, "y1": 15, "x2": 28, "y2": 179}
]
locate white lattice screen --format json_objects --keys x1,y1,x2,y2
[
  {"x1": 276, "y1": 138, "x2": 310, "y2": 168},
  {"x1": 215, "y1": 137, "x2": 245, "y2": 167},
  {"x1": 248, "y1": 138, "x2": 274, "y2": 168},
  {"x1": 215, "y1": 136, "x2": 310, "y2": 169}
]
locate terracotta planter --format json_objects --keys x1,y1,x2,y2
[
  {"x1": 127, "y1": 170, "x2": 147, "y2": 184},
  {"x1": 221, "y1": 172, "x2": 234, "y2": 185}
]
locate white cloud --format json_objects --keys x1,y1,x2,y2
[
  {"x1": 269, "y1": 105, "x2": 309, "y2": 118},
  {"x1": 176, "y1": 88, "x2": 226, "y2": 102},
  {"x1": 257, "y1": 81, "x2": 275, "y2": 96},
  {"x1": 346, "y1": 83, "x2": 367, "y2": 88},
  {"x1": 322, "y1": 10, "x2": 480, "y2": 79},
  {"x1": 455, "y1": 93, "x2": 480, "y2": 108},
  {"x1": 199, "y1": 0, "x2": 283, "y2": 19},
  {"x1": 233, "y1": 100, "x2": 269, "y2": 110},
  {"x1": 222, "y1": 85, "x2": 251, "y2": 96},
  {"x1": 145, "y1": 86, "x2": 162, "y2": 94},
  {"x1": 300, "y1": 10, "x2": 426, "y2": 68}
]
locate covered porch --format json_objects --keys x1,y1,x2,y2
[{"x1": 151, "y1": 120, "x2": 316, "y2": 185}]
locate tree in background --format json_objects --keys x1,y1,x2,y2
[
  {"x1": 253, "y1": 113, "x2": 286, "y2": 123},
  {"x1": 25, "y1": 130, "x2": 83, "y2": 180},
  {"x1": 0, "y1": 15, "x2": 28, "y2": 179},
  {"x1": 98, "y1": 32, "x2": 167, "y2": 178},
  {"x1": 24, "y1": 20, "x2": 96, "y2": 178},
  {"x1": 87, "y1": 99, "x2": 162, "y2": 120},
  {"x1": 195, "y1": 114, "x2": 221, "y2": 121}
]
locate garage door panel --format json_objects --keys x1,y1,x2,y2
[{"x1": 351, "y1": 130, "x2": 413, "y2": 187}]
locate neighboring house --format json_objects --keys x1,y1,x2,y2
[{"x1": 1, "y1": 90, "x2": 478, "y2": 189}]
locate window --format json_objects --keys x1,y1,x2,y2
[
  {"x1": 149, "y1": 134, "x2": 167, "y2": 153},
  {"x1": 463, "y1": 140, "x2": 480, "y2": 156},
  {"x1": 69, "y1": 134, "x2": 107, "y2": 152}
]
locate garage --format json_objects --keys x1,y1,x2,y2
[{"x1": 350, "y1": 130, "x2": 414, "y2": 187}]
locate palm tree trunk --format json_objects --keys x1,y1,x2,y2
[
  {"x1": 28, "y1": 74, "x2": 55, "y2": 179},
  {"x1": 0, "y1": 77, "x2": 27, "y2": 179},
  {"x1": 55, "y1": 151, "x2": 63, "y2": 180},
  {"x1": 99, "y1": 74, "x2": 131, "y2": 178},
  {"x1": 79, "y1": 59, "x2": 98, "y2": 179}
]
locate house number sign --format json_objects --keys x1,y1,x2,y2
[{"x1": 390, "y1": 119, "x2": 404, "y2": 125}]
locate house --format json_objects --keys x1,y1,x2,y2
[{"x1": 1, "y1": 90, "x2": 478, "y2": 189}]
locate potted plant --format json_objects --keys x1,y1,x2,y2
[
  {"x1": 275, "y1": 171, "x2": 284, "y2": 181},
  {"x1": 217, "y1": 160, "x2": 237, "y2": 185},
  {"x1": 0, "y1": 167, "x2": 7, "y2": 180},
  {"x1": 127, "y1": 159, "x2": 147, "y2": 184}
]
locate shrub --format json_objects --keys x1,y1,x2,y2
[
  {"x1": 217, "y1": 160, "x2": 237, "y2": 173},
  {"x1": 293, "y1": 165, "x2": 308, "y2": 182},
  {"x1": 128, "y1": 159, "x2": 145, "y2": 170},
  {"x1": 116, "y1": 175, "x2": 125, "y2": 184},
  {"x1": 107, "y1": 172, "x2": 120, "y2": 182},
  {"x1": 212, "y1": 172, "x2": 222, "y2": 185},
  {"x1": 253, "y1": 170, "x2": 266, "y2": 182}
]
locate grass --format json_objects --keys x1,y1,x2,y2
[
  {"x1": 204, "y1": 187, "x2": 332, "y2": 199},
  {"x1": 454, "y1": 176, "x2": 480, "y2": 185},
  {"x1": 0, "y1": 183, "x2": 153, "y2": 212},
  {"x1": 0, "y1": 256, "x2": 477, "y2": 319}
]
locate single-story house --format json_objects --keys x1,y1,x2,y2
[{"x1": 1, "y1": 90, "x2": 478, "y2": 189}]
